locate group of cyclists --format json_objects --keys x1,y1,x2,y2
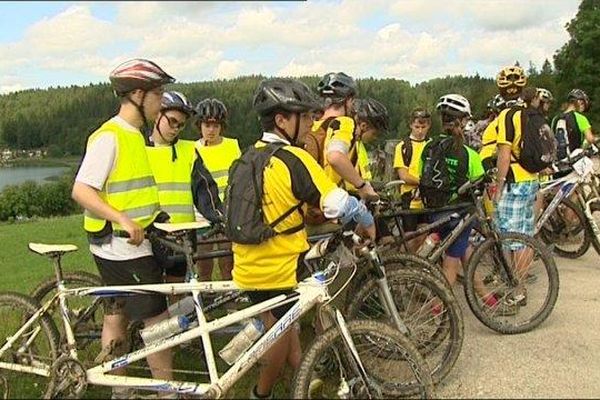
[{"x1": 71, "y1": 58, "x2": 594, "y2": 398}]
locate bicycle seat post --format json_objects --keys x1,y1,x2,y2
[
  {"x1": 182, "y1": 233, "x2": 199, "y2": 280},
  {"x1": 52, "y1": 253, "x2": 65, "y2": 284}
]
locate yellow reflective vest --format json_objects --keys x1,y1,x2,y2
[
  {"x1": 196, "y1": 137, "x2": 241, "y2": 200},
  {"x1": 146, "y1": 140, "x2": 196, "y2": 223},
  {"x1": 83, "y1": 120, "x2": 160, "y2": 233}
]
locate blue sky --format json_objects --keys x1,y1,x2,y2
[{"x1": 0, "y1": 0, "x2": 582, "y2": 94}]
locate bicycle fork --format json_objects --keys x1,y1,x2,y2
[
  {"x1": 365, "y1": 248, "x2": 410, "y2": 335},
  {"x1": 581, "y1": 195, "x2": 600, "y2": 243},
  {"x1": 334, "y1": 309, "x2": 379, "y2": 399}
]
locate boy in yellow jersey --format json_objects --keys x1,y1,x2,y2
[
  {"x1": 491, "y1": 67, "x2": 538, "y2": 308},
  {"x1": 393, "y1": 108, "x2": 432, "y2": 252},
  {"x1": 313, "y1": 72, "x2": 379, "y2": 200},
  {"x1": 194, "y1": 98, "x2": 240, "y2": 281},
  {"x1": 232, "y1": 78, "x2": 375, "y2": 399},
  {"x1": 71, "y1": 59, "x2": 176, "y2": 398},
  {"x1": 146, "y1": 91, "x2": 222, "y2": 288}
]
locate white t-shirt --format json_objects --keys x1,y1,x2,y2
[{"x1": 75, "y1": 116, "x2": 153, "y2": 261}]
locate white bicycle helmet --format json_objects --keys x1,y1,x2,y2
[
  {"x1": 436, "y1": 94, "x2": 472, "y2": 118},
  {"x1": 536, "y1": 88, "x2": 554, "y2": 103}
]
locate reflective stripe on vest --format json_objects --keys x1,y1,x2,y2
[
  {"x1": 196, "y1": 137, "x2": 241, "y2": 200},
  {"x1": 146, "y1": 140, "x2": 196, "y2": 224},
  {"x1": 83, "y1": 120, "x2": 160, "y2": 233}
]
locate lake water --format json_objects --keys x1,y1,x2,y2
[{"x1": 0, "y1": 166, "x2": 69, "y2": 191}]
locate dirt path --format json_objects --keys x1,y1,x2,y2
[{"x1": 437, "y1": 249, "x2": 600, "y2": 398}]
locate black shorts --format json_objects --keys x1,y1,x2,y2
[
  {"x1": 402, "y1": 213, "x2": 429, "y2": 232},
  {"x1": 93, "y1": 255, "x2": 167, "y2": 321},
  {"x1": 247, "y1": 290, "x2": 298, "y2": 320}
]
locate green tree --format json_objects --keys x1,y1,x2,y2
[{"x1": 554, "y1": 0, "x2": 600, "y2": 124}]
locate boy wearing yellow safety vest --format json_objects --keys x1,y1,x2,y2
[
  {"x1": 71, "y1": 59, "x2": 176, "y2": 398},
  {"x1": 194, "y1": 98, "x2": 240, "y2": 281},
  {"x1": 146, "y1": 91, "x2": 222, "y2": 288}
]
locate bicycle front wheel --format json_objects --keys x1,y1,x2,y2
[
  {"x1": 292, "y1": 319, "x2": 434, "y2": 399},
  {"x1": 464, "y1": 232, "x2": 559, "y2": 334},
  {"x1": 0, "y1": 292, "x2": 60, "y2": 399},
  {"x1": 538, "y1": 197, "x2": 590, "y2": 259},
  {"x1": 345, "y1": 260, "x2": 463, "y2": 386}
]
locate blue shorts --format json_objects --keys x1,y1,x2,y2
[{"x1": 429, "y1": 211, "x2": 473, "y2": 258}]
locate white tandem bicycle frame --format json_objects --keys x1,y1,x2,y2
[{"x1": 0, "y1": 256, "x2": 368, "y2": 398}]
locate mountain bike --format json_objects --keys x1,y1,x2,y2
[
  {"x1": 535, "y1": 146, "x2": 600, "y2": 258},
  {"x1": 377, "y1": 174, "x2": 559, "y2": 335}
]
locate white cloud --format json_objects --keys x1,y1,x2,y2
[
  {"x1": 215, "y1": 60, "x2": 244, "y2": 80},
  {"x1": 0, "y1": 0, "x2": 583, "y2": 92},
  {"x1": 0, "y1": 75, "x2": 26, "y2": 94},
  {"x1": 24, "y1": 6, "x2": 114, "y2": 55},
  {"x1": 388, "y1": 0, "x2": 579, "y2": 32}
]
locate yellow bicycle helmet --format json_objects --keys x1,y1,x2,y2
[{"x1": 496, "y1": 66, "x2": 527, "y2": 89}]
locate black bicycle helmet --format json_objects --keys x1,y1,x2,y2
[
  {"x1": 109, "y1": 58, "x2": 175, "y2": 96},
  {"x1": 316, "y1": 72, "x2": 358, "y2": 102},
  {"x1": 253, "y1": 78, "x2": 321, "y2": 116},
  {"x1": 354, "y1": 98, "x2": 390, "y2": 133},
  {"x1": 568, "y1": 88, "x2": 590, "y2": 110},
  {"x1": 195, "y1": 98, "x2": 228, "y2": 122}
]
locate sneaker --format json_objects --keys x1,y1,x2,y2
[
  {"x1": 482, "y1": 294, "x2": 518, "y2": 316},
  {"x1": 493, "y1": 301, "x2": 519, "y2": 317},
  {"x1": 505, "y1": 292, "x2": 528, "y2": 307}
]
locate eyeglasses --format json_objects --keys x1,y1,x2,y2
[{"x1": 165, "y1": 115, "x2": 186, "y2": 130}]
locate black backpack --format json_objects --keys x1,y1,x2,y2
[
  {"x1": 552, "y1": 111, "x2": 578, "y2": 160},
  {"x1": 517, "y1": 108, "x2": 556, "y2": 173},
  {"x1": 419, "y1": 137, "x2": 461, "y2": 208},
  {"x1": 224, "y1": 143, "x2": 303, "y2": 245}
]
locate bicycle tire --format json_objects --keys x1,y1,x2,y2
[
  {"x1": 292, "y1": 319, "x2": 434, "y2": 399},
  {"x1": 0, "y1": 292, "x2": 60, "y2": 399},
  {"x1": 588, "y1": 201, "x2": 600, "y2": 256},
  {"x1": 29, "y1": 271, "x2": 103, "y2": 350},
  {"x1": 463, "y1": 232, "x2": 559, "y2": 334},
  {"x1": 539, "y1": 198, "x2": 590, "y2": 259},
  {"x1": 345, "y1": 264, "x2": 463, "y2": 385},
  {"x1": 381, "y1": 251, "x2": 449, "y2": 288}
]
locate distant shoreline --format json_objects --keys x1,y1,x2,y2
[{"x1": 0, "y1": 156, "x2": 80, "y2": 168}]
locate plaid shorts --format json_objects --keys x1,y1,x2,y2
[{"x1": 495, "y1": 181, "x2": 539, "y2": 237}]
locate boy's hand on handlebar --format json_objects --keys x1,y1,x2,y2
[
  {"x1": 355, "y1": 222, "x2": 376, "y2": 243},
  {"x1": 357, "y1": 182, "x2": 380, "y2": 201},
  {"x1": 118, "y1": 215, "x2": 144, "y2": 246}
]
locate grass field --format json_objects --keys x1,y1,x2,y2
[{"x1": 0, "y1": 215, "x2": 300, "y2": 398}]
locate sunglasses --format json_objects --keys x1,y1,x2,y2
[{"x1": 165, "y1": 115, "x2": 186, "y2": 130}]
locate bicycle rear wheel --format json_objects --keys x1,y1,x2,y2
[
  {"x1": 345, "y1": 261, "x2": 463, "y2": 386},
  {"x1": 464, "y1": 232, "x2": 559, "y2": 334},
  {"x1": 29, "y1": 271, "x2": 103, "y2": 351},
  {"x1": 292, "y1": 319, "x2": 434, "y2": 399},
  {"x1": 538, "y1": 197, "x2": 590, "y2": 259},
  {"x1": 0, "y1": 292, "x2": 60, "y2": 399}
]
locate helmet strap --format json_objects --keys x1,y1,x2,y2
[
  {"x1": 126, "y1": 91, "x2": 149, "y2": 132},
  {"x1": 155, "y1": 114, "x2": 175, "y2": 145}
]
